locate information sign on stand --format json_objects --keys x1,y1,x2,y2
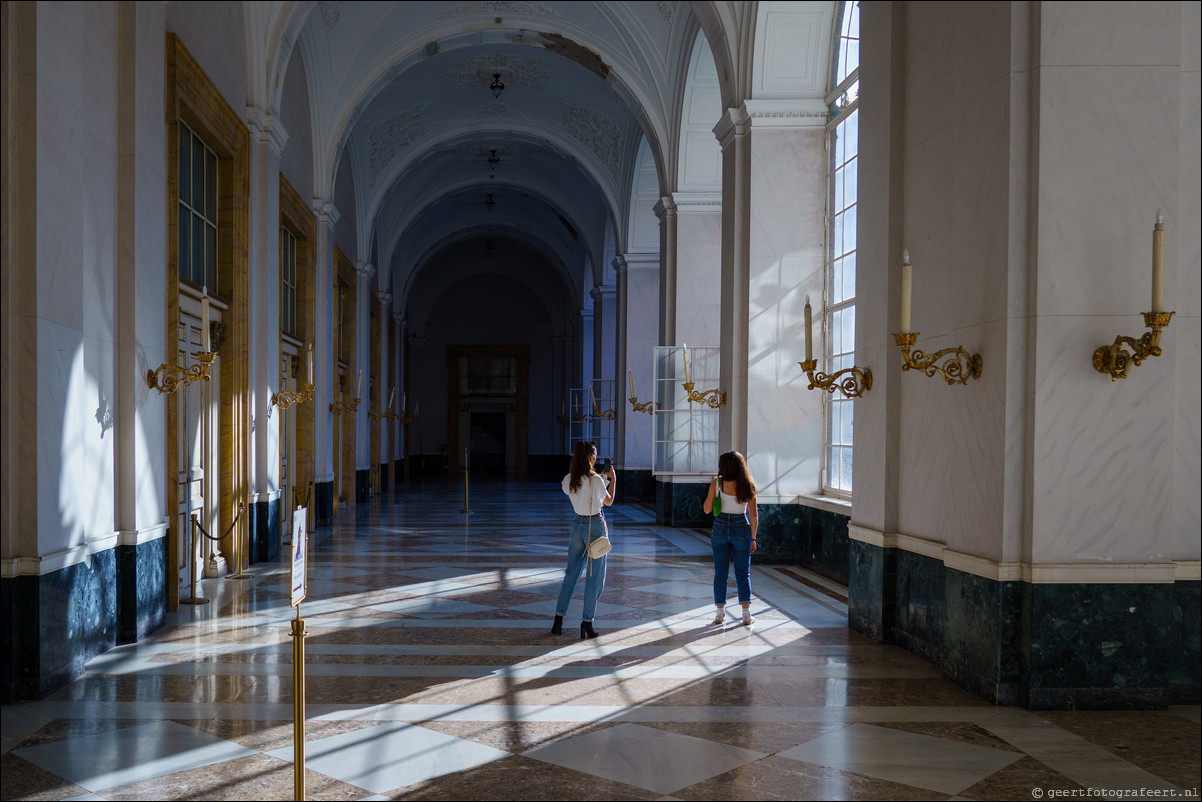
[{"x1": 290, "y1": 507, "x2": 307, "y2": 607}]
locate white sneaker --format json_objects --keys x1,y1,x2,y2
[
  {"x1": 711, "y1": 608, "x2": 725, "y2": 625},
  {"x1": 741, "y1": 609, "x2": 754, "y2": 625}
]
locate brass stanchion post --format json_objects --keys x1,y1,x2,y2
[
  {"x1": 291, "y1": 605, "x2": 306, "y2": 801},
  {"x1": 181, "y1": 515, "x2": 210, "y2": 605},
  {"x1": 460, "y1": 448, "x2": 471, "y2": 515},
  {"x1": 228, "y1": 500, "x2": 251, "y2": 580}
]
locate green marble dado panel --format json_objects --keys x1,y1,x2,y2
[
  {"x1": 848, "y1": 538, "x2": 895, "y2": 641},
  {"x1": 943, "y1": 568, "x2": 1022, "y2": 706},
  {"x1": 1170, "y1": 581, "x2": 1200, "y2": 703},
  {"x1": 2, "y1": 550, "x2": 120, "y2": 701},
  {"x1": 893, "y1": 549, "x2": 946, "y2": 664},
  {"x1": 1023, "y1": 581, "x2": 1183, "y2": 710},
  {"x1": 117, "y1": 537, "x2": 167, "y2": 644},
  {"x1": 617, "y1": 469, "x2": 654, "y2": 504},
  {"x1": 655, "y1": 480, "x2": 710, "y2": 528}
]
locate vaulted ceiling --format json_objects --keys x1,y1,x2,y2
[{"x1": 288, "y1": 1, "x2": 719, "y2": 313}]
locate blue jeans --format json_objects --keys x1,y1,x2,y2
[
  {"x1": 555, "y1": 514, "x2": 608, "y2": 621},
  {"x1": 712, "y1": 512, "x2": 752, "y2": 606}
]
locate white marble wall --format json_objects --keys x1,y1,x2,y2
[
  {"x1": 132, "y1": 1, "x2": 169, "y2": 534},
  {"x1": 625, "y1": 256, "x2": 660, "y2": 468},
  {"x1": 674, "y1": 200, "x2": 723, "y2": 345},
  {"x1": 164, "y1": 2, "x2": 246, "y2": 125},
  {"x1": 1030, "y1": 1, "x2": 1186, "y2": 565},
  {"x1": 853, "y1": 1, "x2": 1201, "y2": 571},
  {"x1": 1174, "y1": 0, "x2": 1201, "y2": 560},
  {"x1": 744, "y1": 124, "x2": 827, "y2": 502},
  {"x1": 35, "y1": 2, "x2": 121, "y2": 556}
]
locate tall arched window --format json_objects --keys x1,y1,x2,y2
[{"x1": 824, "y1": 1, "x2": 859, "y2": 496}]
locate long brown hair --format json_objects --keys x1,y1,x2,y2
[
  {"x1": 568, "y1": 441, "x2": 597, "y2": 493},
  {"x1": 718, "y1": 451, "x2": 757, "y2": 504}
]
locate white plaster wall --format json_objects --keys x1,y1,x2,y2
[
  {"x1": 625, "y1": 258, "x2": 659, "y2": 468},
  {"x1": 745, "y1": 126, "x2": 825, "y2": 502},
  {"x1": 674, "y1": 207, "x2": 722, "y2": 345},
  {"x1": 849, "y1": 1, "x2": 899, "y2": 537},
  {"x1": 164, "y1": 1, "x2": 246, "y2": 119},
  {"x1": 1029, "y1": 1, "x2": 1184, "y2": 564},
  {"x1": 279, "y1": 47, "x2": 314, "y2": 202},
  {"x1": 36, "y1": 2, "x2": 120, "y2": 554},
  {"x1": 896, "y1": 2, "x2": 1014, "y2": 559},
  {"x1": 134, "y1": 1, "x2": 169, "y2": 532},
  {"x1": 1174, "y1": 0, "x2": 1201, "y2": 560}
]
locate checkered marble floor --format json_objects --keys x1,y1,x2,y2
[{"x1": 2, "y1": 477, "x2": 1199, "y2": 800}]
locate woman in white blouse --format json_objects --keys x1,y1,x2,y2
[
  {"x1": 551, "y1": 440, "x2": 616, "y2": 639},
  {"x1": 702, "y1": 450, "x2": 759, "y2": 625}
]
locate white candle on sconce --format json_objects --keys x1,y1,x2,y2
[
  {"x1": 1152, "y1": 210, "x2": 1165, "y2": 313},
  {"x1": 201, "y1": 286, "x2": 211, "y2": 352},
  {"x1": 306, "y1": 343, "x2": 313, "y2": 384},
  {"x1": 589, "y1": 387, "x2": 598, "y2": 411},
  {"x1": 628, "y1": 370, "x2": 634, "y2": 397},
  {"x1": 356, "y1": 370, "x2": 362, "y2": 397},
  {"x1": 682, "y1": 343, "x2": 691, "y2": 384},
  {"x1": 804, "y1": 296, "x2": 813, "y2": 362},
  {"x1": 402, "y1": 392, "x2": 407, "y2": 413},
  {"x1": 388, "y1": 386, "x2": 395, "y2": 410},
  {"x1": 900, "y1": 251, "x2": 913, "y2": 333}
]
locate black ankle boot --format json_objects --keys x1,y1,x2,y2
[
  {"x1": 580, "y1": 621, "x2": 598, "y2": 639},
  {"x1": 551, "y1": 615, "x2": 563, "y2": 636}
]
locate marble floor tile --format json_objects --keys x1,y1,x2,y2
[
  {"x1": 11, "y1": 721, "x2": 259, "y2": 792},
  {"x1": 265, "y1": 720, "x2": 512, "y2": 793},
  {"x1": 524, "y1": 722, "x2": 765, "y2": 795},
  {"x1": 776, "y1": 722, "x2": 1024, "y2": 795},
  {"x1": 2, "y1": 479, "x2": 1197, "y2": 802}
]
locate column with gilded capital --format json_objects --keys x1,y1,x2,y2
[
  {"x1": 654, "y1": 197, "x2": 677, "y2": 346},
  {"x1": 246, "y1": 108, "x2": 288, "y2": 563},
  {"x1": 376, "y1": 291, "x2": 392, "y2": 488},
  {"x1": 714, "y1": 107, "x2": 751, "y2": 458},
  {"x1": 311, "y1": 200, "x2": 340, "y2": 525},
  {"x1": 354, "y1": 262, "x2": 374, "y2": 502},
  {"x1": 612, "y1": 256, "x2": 629, "y2": 467}
]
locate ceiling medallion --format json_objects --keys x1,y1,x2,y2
[
  {"x1": 485, "y1": 193, "x2": 496, "y2": 211},
  {"x1": 490, "y1": 73, "x2": 505, "y2": 98},
  {"x1": 487, "y1": 149, "x2": 501, "y2": 173}
]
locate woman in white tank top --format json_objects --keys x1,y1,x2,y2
[
  {"x1": 702, "y1": 451, "x2": 759, "y2": 625},
  {"x1": 551, "y1": 441, "x2": 616, "y2": 639}
]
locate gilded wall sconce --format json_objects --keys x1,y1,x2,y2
[
  {"x1": 799, "y1": 298, "x2": 872, "y2": 397},
  {"x1": 893, "y1": 252, "x2": 983, "y2": 385},
  {"x1": 148, "y1": 287, "x2": 216, "y2": 395},
  {"x1": 589, "y1": 388, "x2": 617, "y2": 420},
  {"x1": 1093, "y1": 213, "x2": 1174, "y2": 380},
  {"x1": 329, "y1": 369, "x2": 362, "y2": 414},
  {"x1": 271, "y1": 343, "x2": 315, "y2": 409},
  {"x1": 681, "y1": 344, "x2": 726, "y2": 407},
  {"x1": 627, "y1": 371, "x2": 660, "y2": 414}
]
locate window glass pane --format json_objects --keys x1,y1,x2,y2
[
  {"x1": 841, "y1": 401, "x2": 854, "y2": 444},
  {"x1": 192, "y1": 135, "x2": 205, "y2": 211},
  {"x1": 843, "y1": 204, "x2": 857, "y2": 256},
  {"x1": 205, "y1": 149, "x2": 217, "y2": 220},
  {"x1": 843, "y1": 252, "x2": 856, "y2": 303},
  {"x1": 178, "y1": 127, "x2": 191, "y2": 208},
  {"x1": 840, "y1": 447, "x2": 854, "y2": 489},
  {"x1": 192, "y1": 214, "x2": 205, "y2": 288},
  {"x1": 178, "y1": 204, "x2": 190, "y2": 281},
  {"x1": 205, "y1": 223, "x2": 217, "y2": 291}
]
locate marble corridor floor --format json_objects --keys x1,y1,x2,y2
[{"x1": 2, "y1": 478, "x2": 1199, "y2": 802}]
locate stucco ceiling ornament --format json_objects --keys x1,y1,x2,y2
[
  {"x1": 439, "y1": 2, "x2": 560, "y2": 21},
  {"x1": 561, "y1": 98, "x2": 621, "y2": 180},
  {"x1": 658, "y1": 2, "x2": 678, "y2": 24},
  {"x1": 318, "y1": 1, "x2": 340, "y2": 31},
  {"x1": 369, "y1": 103, "x2": 429, "y2": 181},
  {"x1": 478, "y1": 102, "x2": 514, "y2": 117},
  {"x1": 444, "y1": 54, "x2": 552, "y2": 89}
]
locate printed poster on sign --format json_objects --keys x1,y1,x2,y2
[{"x1": 290, "y1": 507, "x2": 307, "y2": 607}]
